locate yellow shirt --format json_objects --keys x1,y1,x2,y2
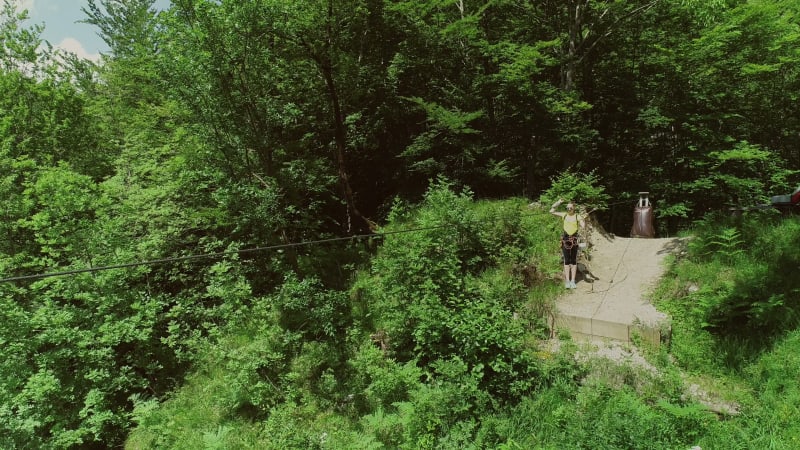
[{"x1": 563, "y1": 214, "x2": 579, "y2": 235}]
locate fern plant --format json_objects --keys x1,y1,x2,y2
[{"x1": 690, "y1": 227, "x2": 744, "y2": 263}]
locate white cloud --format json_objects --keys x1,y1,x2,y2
[
  {"x1": 13, "y1": 0, "x2": 36, "y2": 14},
  {"x1": 55, "y1": 37, "x2": 101, "y2": 63}
]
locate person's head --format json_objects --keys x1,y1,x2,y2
[{"x1": 566, "y1": 202, "x2": 576, "y2": 213}]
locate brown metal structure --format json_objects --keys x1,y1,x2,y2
[{"x1": 631, "y1": 192, "x2": 655, "y2": 238}]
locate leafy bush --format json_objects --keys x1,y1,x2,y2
[
  {"x1": 356, "y1": 357, "x2": 490, "y2": 449},
  {"x1": 568, "y1": 386, "x2": 711, "y2": 449},
  {"x1": 354, "y1": 180, "x2": 549, "y2": 402},
  {"x1": 538, "y1": 169, "x2": 611, "y2": 213},
  {"x1": 274, "y1": 273, "x2": 352, "y2": 343},
  {"x1": 689, "y1": 141, "x2": 794, "y2": 211},
  {"x1": 349, "y1": 343, "x2": 423, "y2": 412},
  {"x1": 126, "y1": 278, "x2": 354, "y2": 449},
  {"x1": 733, "y1": 329, "x2": 800, "y2": 448}
]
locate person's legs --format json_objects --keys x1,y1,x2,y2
[
  {"x1": 561, "y1": 243, "x2": 572, "y2": 288},
  {"x1": 565, "y1": 244, "x2": 578, "y2": 288}
]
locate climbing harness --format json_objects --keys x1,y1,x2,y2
[{"x1": 561, "y1": 234, "x2": 579, "y2": 250}]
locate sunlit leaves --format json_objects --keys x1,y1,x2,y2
[{"x1": 22, "y1": 165, "x2": 103, "y2": 266}]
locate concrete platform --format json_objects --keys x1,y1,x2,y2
[{"x1": 551, "y1": 236, "x2": 686, "y2": 346}]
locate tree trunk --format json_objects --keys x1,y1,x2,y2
[
  {"x1": 563, "y1": 0, "x2": 584, "y2": 92},
  {"x1": 316, "y1": 0, "x2": 371, "y2": 233},
  {"x1": 319, "y1": 62, "x2": 369, "y2": 233}
]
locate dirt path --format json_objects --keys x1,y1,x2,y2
[{"x1": 556, "y1": 231, "x2": 688, "y2": 339}]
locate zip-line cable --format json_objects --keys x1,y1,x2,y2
[
  {"x1": 0, "y1": 196, "x2": 643, "y2": 285},
  {"x1": 0, "y1": 224, "x2": 451, "y2": 284}
]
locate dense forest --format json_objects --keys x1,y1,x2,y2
[{"x1": 2, "y1": 0, "x2": 800, "y2": 448}]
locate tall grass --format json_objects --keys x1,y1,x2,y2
[{"x1": 655, "y1": 214, "x2": 800, "y2": 448}]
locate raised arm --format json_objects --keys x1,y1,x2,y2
[{"x1": 550, "y1": 198, "x2": 565, "y2": 217}]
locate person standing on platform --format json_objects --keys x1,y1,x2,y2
[{"x1": 550, "y1": 198, "x2": 585, "y2": 289}]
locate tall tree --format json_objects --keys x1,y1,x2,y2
[{"x1": 164, "y1": 0, "x2": 379, "y2": 233}]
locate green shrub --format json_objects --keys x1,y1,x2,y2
[
  {"x1": 688, "y1": 226, "x2": 744, "y2": 262},
  {"x1": 355, "y1": 181, "x2": 549, "y2": 401},
  {"x1": 348, "y1": 343, "x2": 423, "y2": 411},
  {"x1": 564, "y1": 385, "x2": 712, "y2": 449},
  {"x1": 732, "y1": 329, "x2": 800, "y2": 449},
  {"x1": 274, "y1": 273, "x2": 352, "y2": 344},
  {"x1": 538, "y1": 169, "x2": 611, "y2": 213}
]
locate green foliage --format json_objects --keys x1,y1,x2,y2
[
  {"x1": 21, "y1": 164, "x2": 104, "y2": 268},
  {"x1": 0, "y1": 275, "x2": 176, "y2": 448},
  {"x1": 349, "y1": 343, "x2": 423, "y2": 411},
  {"x1": 679, "y1": 215, "x2": 800, "y2": 336},
  {"x1": 356, "y1": 181, "x2": 548, "y2": 400},
  {"x1": 359, "y1": 357, "x2": 490, "y2": 449},
  {"x1": 0, "y1": 1, "x2": 47, "y2": 74},
  {"x1": 125, "y1": 294, "x2": 301, "y2": 449},
  {"x1": 123, "y1": 191, "x2": 800, "y2": 449},
  {"x1": 735, "y1": 329, "x2": 800, "y2": 449},
  {"x1": 688, "y1": 225, "x2": 745, "y2": 262},
  {"x1": 654, "y1": 216, "x2": 800, "y2": 450},
  {"x1": 468, "y1": 379, "x2": 712, "y2": 450},
  {"x1": 539, "y1": 169, "x2": 611, "y2": 213},
  {"x1": 401, "y1": 97, "x2": 492, "y2": 180},
  {"x1": 564, "y1": 386, "x2": 705, "y2": 449},
  {"x1": 685, "y1": 141, "x2": 793, "y2": 209},
  {"x1": 274, "y1": 273, "x2": 352, "y2": 343},
  {"x1": 4, "y1": 0, "x2": 800, "y2": 447},
  {"x1": 126, "y1": 184, "x2": 578, "y2": 447}
]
